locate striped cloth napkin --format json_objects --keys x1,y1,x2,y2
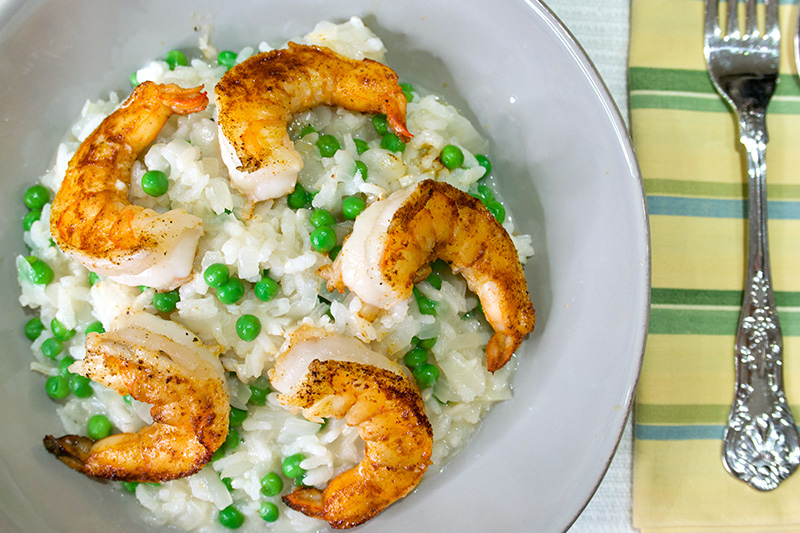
[{"x1": 630, "y1": 0, "x2": 800, "y2": 531}]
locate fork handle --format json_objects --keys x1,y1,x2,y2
[{"x1": 722, "y1": 107, "x2": 800, "y2": 491}]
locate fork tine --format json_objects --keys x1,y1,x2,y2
[
  {"x1": 705, "y1": 0, "x2": 720, "y2": 39},
  {"x1": 764, "y1": 0, "x2": 779, "y2": 38},
  {"x1": 744, "y1": 0, "x2": 757, "y2": 36},
  {"x1": 727, "y1": 0, "x2": 739, "y2": 36}
]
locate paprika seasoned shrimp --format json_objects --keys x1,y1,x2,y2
[
  {"x1": 49, "y1": 81, "x2": 208, "y2": 290},
  {"x1": 43, "y1": 312, "x2": 229, "y2": 482},
  {"x1": 215, "y1": 42, "x2": 412, "y2": 208},
  {"x1": 322, "y1": 179, "x2": 535, "y2": 372},
  {"x1": 269, "y1": 327, "x2": 432, "y2": 529}
]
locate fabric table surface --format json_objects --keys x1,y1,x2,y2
[{"x1": 629, "y1": 0, "x2": 800, "y2": 532}]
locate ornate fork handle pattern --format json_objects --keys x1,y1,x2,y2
[{"x1": 722, "y1": 106, "x2": 800, "y2": 491}]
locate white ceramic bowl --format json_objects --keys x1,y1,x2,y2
[{"x1": 0, "y1": 1, "x2": 649, "y2": 531}]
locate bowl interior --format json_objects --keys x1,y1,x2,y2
[{"x1": 0, "y1": 1, "x2": 648, "y2": 531}]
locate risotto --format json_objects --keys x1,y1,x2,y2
[{"x1": 17, "y1": 17, "x2": 534, "y2": 532}]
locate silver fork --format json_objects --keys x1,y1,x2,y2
[{"x1": 704, "y1": 0, "x2": 800, "y2": 491}]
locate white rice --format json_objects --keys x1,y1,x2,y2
[{"x1": 17, "y1": 17, "x2": 533, "y2": 533}]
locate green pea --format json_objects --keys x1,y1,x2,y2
[
  {"x1": 418, "y1": 298, "x2": 438, "y2": 316},
  {"x1": 41, "y1": 338, "x2": 63, "y2": 359},
  {"x1": 87, "y1": 414, "x2": 112, "y2": 440},
  {"x1": 417, "y1": 337, "x2": 437, "y2": 349},
  {"x1": 70, "y1": 375, "x2": 93, "y2": 398},
  {"x1": 372, "y1": 114, "x2": 389, "y2": 136},
  {"x1": 354, "y1": 139, "x2": 369, "y2": 155},
  {"x1": 413, "y1": 363, "x2": 440, "y2": 389},
  {"x1": 204, "y1": 263, "x2": 230, "y2": 288},
  {"x1": 88, "y1": 272, "x2": 100, "y2": 286},
  {"x1": 24, "y1": 184, "x2": 50, "y2": 210},
  {"x1": 432, "y1": 259, "x2": 448, "y2": 275},
  {"x1": 426, "y1": 272, "x2": 443, "y2": 290},
  {"x1": 440, "y1": 144, "x2": 464, "y2": 169},
  {"x1": 51, "y1": 318, "x2": 76, "y2": 341},
  {"x1": 282, "y1": 453, "x2": 306, "y2": 479},
  {"x1": 45, "y1": 375, "x2": 70, "y2": 400},
  {"x1": 413, "y1": 287, "x2": 438, "y2": 316},
  {"x1": 85, "y1": 321, "x2": 105, "y2": 336},
  {"x1": 381, "y1": 132, "x2": 405, "y2": 153},
  {"x1": 316, "y1": 134, "x2": 341, "y2": 158},
  {"x1": 341, "y1": 197, "x2": 366, "y2": 220},
  {"x1": 122, "y1": 481, "x2": 139, "y2": 492},
  {"x1": 475, "y1": 183, "x2": 495, "y2": 203},
  {"x1": 236, "y1": 314, "x2": 261, "y2": 342},
  {"x1": 260, "y1": 472, "x2": 284, "y2": 497},
  {"x1": 141, "y1": 170, "x2": 169, "y2": 197},
  {"x1": 58, "y1": 356, "x2": 76, "y2": 377},
  {"x1": 287, "y1": 183, "x2": 308, "y2": 210},
  {"x1": 218, "y1": 505, "x2": 245, "y2": 529},
  {"x1": 123, "y1": 394, "x2": 133, "y2": 405},
  {"x1": 329, "y1": 245, "x2": 342, "y2": 261},
  {"x1": 400, "y1": 82, "x2": 415, "y2": 103},
  {"x1": 217, "y1": 278, "x2": 245, "y2": 305},
  {"x1": 130, "y1": 72, "x2": 139, "y2": 88},
  {"x1": 153, "y1": 290, "x2": 180, "y2": 313},
  {"x1": 475, "y1": 154, "x2": 492, "y2": 177},
  {"x1": 354, "y1": 160, "x2": 368, "y2": 181},
  {"x1": 211, "y1": 446, "x2": 226, "y2": 462},
  {"x1": 222, "y1": 427, "x2": 241, "y2": 452},
  {"x1": 310, "y1": 226, "x2": 337, "y2": 253},
  {"x1": 23, "y1": 209, "x2": 41, "y2": 230},
  {"x1": 165, "y1": 49, "x2": 188, "y2": 70},
  {"x1": 217, "y1": 50, "x2": 237, "y2": 69},
  {"x1": 25, "y1": 257, "x2": 54, "y2": 285},
  {"x1": 298, "y1": 124, "x2": 317, "y2": 138},
  {"x1": 24, "y1": 317, "x2": 44, "y2": 341},
  {"x1": 248, "y1": 377, "x2": 270, "y2": 406},
  {"x1": 221, "y1": 477, "x2": 234, "y2": 491},
  {"x1": 309, "y1": 209, "x2": 335, "y2": 228},
  {"x1": 403, "y1": 347, "x2": 428, "y2": 369},
  {"x1": 254, "y1": 276, "x2": 279, "y2": 302},
  {"x1": 259, "y1": 501, "x2": 279, "y2": 522},
  {"x1": 486, "y1": 200, "x2": 506, "y2": 223},
  {"x1": 229, "y1": 406, "x2": 247, "y2": 427}
]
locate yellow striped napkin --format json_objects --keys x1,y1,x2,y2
[{"x1": 630, "y1": 0, "x2": 800, "y2": 531}]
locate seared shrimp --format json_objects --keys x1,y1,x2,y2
[
  {"x1": 43, "y1": 312, "x2": 229, "y2": 482},
  {"x1": 50, "y1": 81, "x2": 207, "y2": 290},
  {"x1": 215, "y1": 42, "x2": 411, "y2": 207},
  {"x1": 269, "y1": 327, "x2": 432, "y2": 529},
  {"x1": 323, "y1": 180, "x2": 535, "y2": 372}
]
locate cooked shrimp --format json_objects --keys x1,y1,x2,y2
[
  {"x1": 43, "y1": 312, "x2": 229, "y2": 482},
  {"x1": 269, "y1": 327, "x2": 432, "y2": 529},
  {"x1": 215, "y1": 42, "x2": 412, "y2": 207},
  {"x1": 49, "y1": 81, "x2": 208, "y2": 290},
  {"x1": 322, "y1": 179, "x2": 535, "y2": 372}
]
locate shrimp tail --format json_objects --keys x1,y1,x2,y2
[
  {"x1": 282, "y1": 488, "x2": 326, "y2": 520},
  {"x1": 386, "y1": 113, "x2": 413, "y2": 142},
  {"x1": 43, "y1": 434, "x2": 95, "y2": 476},
  {"x1": 155, "y1": 84, "x2": 210, "y2": 114},
  {"x1": 486, "y1": 332, "x2": 520, "y2": 373}
]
